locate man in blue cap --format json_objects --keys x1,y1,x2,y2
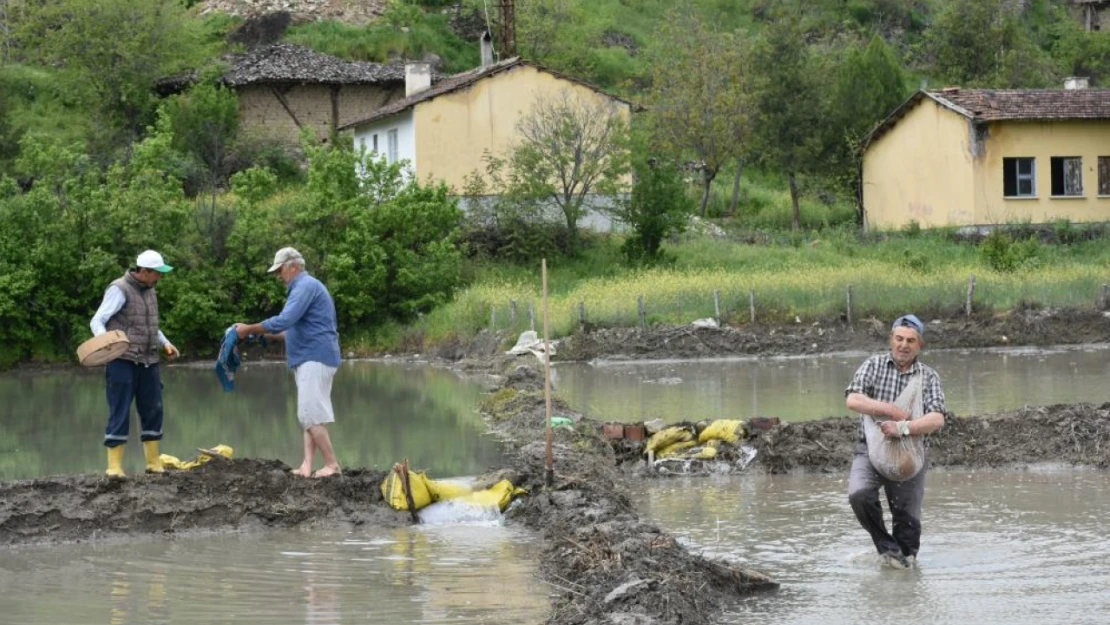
[{"x1": 845, "y1": 313, "x2": 947, "y2": 568}]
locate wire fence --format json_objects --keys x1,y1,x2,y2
[{"x1": 478, "y1": 276, "x2": 1110, "y2": 335}]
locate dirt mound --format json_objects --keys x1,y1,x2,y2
[
  {"x1": 605, "y1": 402, "x2": 1110, "y2": 476},
  {"x1": 557, "y1": 308, "x2": 1110, "y2": 361},
  {"x1": 482, "y1": 368, "x2": 778, "y2": 625},
  {"x1": 0, "y1": 459, "x2": 408, "y2": 546}
]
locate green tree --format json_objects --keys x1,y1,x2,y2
[
  {"x1": 645, "y1": 4, "x2": 750, "y2": 217},
  {"x1": 924, "y1": 0, "x2": 1056, "y2": 88},
  {"x1": 832, "y1": 35, "x2": 908, "y2": 207},
  {"x1": 157, "y1": 81, "x2": 240, "y2": 261},
  {"x1": 9, "y1": 0, "x2": 208, "y2": 154},
  {"x1": 613, "y1": 153, "x2": 693, "y2": 265},
  {"x1": 750, "y1": 13, "x2": 831, "y2": 231},
  {"x1": 503, "y1": 89, "x2": 629, "y2": 252}
]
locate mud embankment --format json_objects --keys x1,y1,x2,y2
[{"x1": 554, "y1": 308, "x2": 1110, "y2": 361}]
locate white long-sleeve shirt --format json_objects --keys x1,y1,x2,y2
[{"x1": 90, "y1": 285, "x2": 170, "y2": 347}]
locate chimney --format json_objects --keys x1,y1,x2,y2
[
  {"x1": 405, "y1": 62, "x2": 431, "y2": 97},
  {"x1": 480, "y1": 30, "x2": 494, "y2": 68},
  {"x1": 1065, "y1": 76, "x2": 1090, "y2": 90}
]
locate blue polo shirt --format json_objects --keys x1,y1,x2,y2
[{"x1": 261, "y1": 272, "x2": 341, "y2": 369}]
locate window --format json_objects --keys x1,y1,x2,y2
[
  {"x1": 1099, "y1": 157, "x2": 1110, "y2": 196},
  {"x1": 1003, "y1": 157, "x2": 1036, "y2": 197},
  {"x1": 387, "y1": 129, "x2": 399, "y2": 164},
  {"x1": 372, "y1": 134, "x2": 379, "y2": 154},
  {"x1": 1050, "y1": 156, "x2": 1083, "y2": 197}
]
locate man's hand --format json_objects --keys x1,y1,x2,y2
[
  {"x1": 886, "y1": 404, "x2": 911, "y2": 421},
  {"x1": 880, "y1": 420, "x2": 903, "y2": 438},
  {"x1": 164, "y1": 343, "x2": 180, "y2": 359},
  {"x1": 235, "y1": 323, "x2": 252, "y2": 340}
]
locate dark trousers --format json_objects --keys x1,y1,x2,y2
[
  {"x1": 104, "y1": 359, "x2": 164, "y2": 448},
  {"x1": 847, "y1": 450, "x2": 927, "y2": 557}
]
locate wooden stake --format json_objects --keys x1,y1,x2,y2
[
  {"x1": 542, "y1": 259, "x2": 554, "y2": 488},
  {"x1": 847, "y1": 284, "x2": 853, "y2": 327},
  {"x1": 966, "y1": 274, "x2": 976, "y2": 317},
  {"x1": 394, "y1": 459, "x2": 420, "y2": 524}
]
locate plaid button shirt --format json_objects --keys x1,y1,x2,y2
[{"x1": 845, "y1": 353, "x2": 947, "y2": 442}]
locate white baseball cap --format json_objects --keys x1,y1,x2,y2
[
  {"x1": 268, "y1": 247, "x2": 304, "y2": 272},
  {"x1": 136, "y1": 250, "x2": 173, "y2": 273}
]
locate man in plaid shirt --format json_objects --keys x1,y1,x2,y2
[{"x1": 845, "y1": 313, "x2": 947, "y2": 568}]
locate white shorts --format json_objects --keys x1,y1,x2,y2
[{"x1": 294, "y1": 361, "x2": 337, "y2": 429}]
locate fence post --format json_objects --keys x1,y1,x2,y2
[
  {"x1": 1100, "y1": 284, "x2": 1108, "y2": 311},
  {"x1": 578, "y1": 301, "x2": 586, "y2": 329},
  {"x1": 713, "y1": 290, "x2": 721, "y2": 323},
  {"x1": 491, "y1": 304, "x2": 497, "y2": 330},
  {"x1": 510, "y1": 299, "x2": 517, "y2": 326},
  {"x1": 529, "y1": 301, "x2": 536, "y2": 331},
  {"x1": 749, "y1": 290, "x2": 756, "y2": 324},
  {"x1": 638, "y1": 295, "x2": 646, "y2": 328},
  {"x1": 966, "y1": 274, "x2": 975, "y2": 317},
  {"x1": 846, "y1": 285, "x2": 853, "y2": 328}
]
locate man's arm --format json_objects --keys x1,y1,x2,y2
[
  {"x1": 237, "y1": 282, "x2": 310, "y2": 340},
  {"x1": 90, "y1": 286, "x2": 125, "y2": 336},
  {"x1": 847, "y1": 392, "x2": 911, "y2": 421}
]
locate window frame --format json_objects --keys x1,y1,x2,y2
[
  {"x1": 386, "y1": 129, "x2": 399, "y2": 164},
  {"x1": 1050, "y1": 156, "x2": 1084, "y2": 198},
  {"x1": 1098, "y1": 156, "x2": 1110, "y2": 197},
  {"x1": 1003, "y1": 157, "x2": 1037, "y2": 199}
]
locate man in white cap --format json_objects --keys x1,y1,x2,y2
[
  {"x1": 236, "y1": 247, "x2": 343, "y2": 477},
  {"x1": 845, "y1": 313, "x2": 946, "y2": 569},
  {"x1": 90, "y1": 249, "x2": 180, "y2": 477}
]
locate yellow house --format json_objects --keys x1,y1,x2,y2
[
  {"x1": 862, "y1": 84, "x2": 1110, "y2": 230},
  {"x1": 338, "y1": 57, "x2": 633, "y2": 194}
]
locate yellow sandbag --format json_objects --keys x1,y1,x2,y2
[
  {"x1": 454, "y1": 479, "x2": 528, "y2": 511},
  {"x1": 381, "y1": 470, "x2": 436, "y2": 511},
  {"x1": 646, "y1": 426, "x2": 693, "y2": 454},
  {"x1": 159, "y1": 444, "x2": 234, "y2": 470},
  {"x1": 427, "y1": 479, "x2": 473, "y2": 501},
  {"x1": 698, "y1": 420, "x2": 745, "y2": 444},
  {"x1": 657, "y1": 440, "x2": 697, "y2": 458},
  {"x1": 692, "y1": 446, "x2": 717, "y2": 459}
]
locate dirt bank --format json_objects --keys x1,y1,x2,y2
[{"x1": 555, "y1": 307, "x2": 1110, "y2": 361}]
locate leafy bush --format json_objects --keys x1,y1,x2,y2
[{"x1": 981, "y1": 230, "x2": 1040, "y2": 272}]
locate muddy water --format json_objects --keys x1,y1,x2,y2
[
  {"x1": 0, "y1": 360, "x2": 504, "y2": 481},
  {"x1": 633, "y1": 470, "x2": 1110, "y2": 625},
  {"x1": 556, "y1": 344, "x2": 1110, "y2": 422},
  {"x1": 0, "y1": 518, "x2": 548, "y2": 625}
]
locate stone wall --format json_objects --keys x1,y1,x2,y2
[{"x1": 237, "y1": 82, "x2": 404, "y2": 144}]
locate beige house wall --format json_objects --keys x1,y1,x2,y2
[
  {"x1": 973, "y1": 120, "x2": 1110, "y2": 224},
  {"x1": 237, "y1": 83, "x2": 404, "y2": 145},
  {"x1": 411, "y1": 65, "x2": 632, "y2": 192},
  {"x1": 862, "y1": 100, "x2": 976, "y2": 230}
]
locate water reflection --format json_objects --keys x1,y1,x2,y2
[
  {"x1": 0, "y1": 361, "x2": 505, "y2": 481},
  {"x1": 556, "y1": 344, "x2": 1110, "y2": 423},
  {"x1": 630, "y1": 471, "x2": 1110, "y2": 625},
  {"x1": 0, "y1": 525, "x2": 548, "y2": 625}
]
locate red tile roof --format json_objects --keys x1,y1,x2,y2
[
  {"x1": 932, "y1": 88, "x2": 1110, "y2": 121},
  {"x1": 864, "y1": 87, "x2": 1110, "y2": 149}
]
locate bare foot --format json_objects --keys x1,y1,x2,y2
[
  {"x1": 312, "y1": 465, "x2": 341, "y2": 478},
  {"x1": 290, "y1": 465, "x2": 312, "y2": 477}
]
